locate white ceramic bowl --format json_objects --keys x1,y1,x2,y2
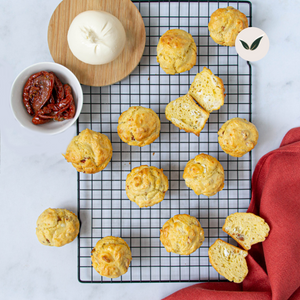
[{"x1": 11, "y1": 62, "x2": 83, "y2": 135}]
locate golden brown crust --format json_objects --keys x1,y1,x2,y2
[
  {"x1": 157, "y1": 29, "x2": 197, "y2": 74},
  {"x1": 160, "y1": 214, "x2": 205, "y2": 255},
  {"x1": 63, "y1": 128, "x2": 113, "y2": 174},
  {"x1": 222, "y1": 212, "x2": 270, "y2": 250},
  {"x1": 218, "y1": 118, "x2": 259, "y2": 157},
  {"x1": 91, "y1": 236, "x2": 132, "y2": 278},
  {"x1": 117, "y1": 106, "x2": 160, "y2": 147},
  {"x1": 126, "y1": 165, "x2": 169, "y2": 208},
  {"x1": 36, "y1": 208, "x2": 80, "y2": 247},
  {"x1": 183, "y1": 153, "x2": 224, "y2": 197},
  {"x1": 208, "y1": 6, "x2": 248, "y2": 47},
  {"x1": 208, "y1": 239, "x2": 248, "y2": 283},
  {"x1": 188, "y1": 67, "x2": 225, "y2": 112},
  {"x1": 165, "y1": 94, "x2": 210, "y2": 136}
]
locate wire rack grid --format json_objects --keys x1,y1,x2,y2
[{"x1": 77, "y1": 0, "x2": 252, "y2": 283}]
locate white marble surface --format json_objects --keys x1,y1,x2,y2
[{"x1": 1, "y1": 0, "x2": 300, "y2": 299}]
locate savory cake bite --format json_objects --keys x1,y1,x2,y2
[
  {"x1": 36, "y1": 208, "x2": 80, "y2": 247},
  {"x1": 117, "y1": 106, "x2": 160, "y2": 147},
  {"x1": 218, "y1": 117, "x2": 259, "y2": 157},
  {"x1": 91, "y1": 236, "x2": 132, "y2": 278},
  {"x1": 157, "y1": 29, "x2": 197, "y2": 74},
  {"x1": 208, "y1": 239, "x2": 248, "y2": 283},
  {"x1": 183, "y1": 153, "x2": 224, "y2": 197},
  {"x1": 126, "y1": 165, "x2": 169, "y2": 208},
  {"x1": 165, "y1": 94, "x2": 210, "y2": 136},
  {"x1": 208, "y1": 6, "x2": 248, "y2": 47},
  {"x1": 223, "y1": 212, "x2": 270, "y2": 250},
  {"x1": 188, "y1": 67, "x2": 225, "y2": 113},
  {"x1": 160, "y1": 214, "x2": 205, "y2": 255},
  {"x1": 63, "y1": 128, "x2": 113, "y2": 174}
]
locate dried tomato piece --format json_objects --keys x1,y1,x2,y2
[
  {"x1": 53, "y1": 84, "x2": 75, "y2": 121},
  {"x1": 50, "y1": 72, "x2": 64, "y2": 103},
  {"x1": 32, "y1": 84, "x2": 76, "y2": 124},
  {"x1": 32, "y1": 104, "x2": 56, "y2": 124},
  {"x1": 61, "y1": 84, "x2": 76, "y2": 120},
  {"x1": 23, "y1": 71, "x2": 54, "y2": 115},
  {"x1": 32, "y1": 115, "x2": 52, "y2": 125},
  {"x1": 48, "y1": 94, "x2": 55, "y2": 104},
  {"x1": 24, "y1": 71, "x2": 76, "y2": 125}
]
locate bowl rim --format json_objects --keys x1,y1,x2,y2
[{"x1": 10, "y1": 61, "x2": 83, "y2": 135}]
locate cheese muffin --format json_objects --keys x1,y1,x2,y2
[
  {"x1": 208, "y1": 239, "x2": 248, "y2": 283},
  {"x1": 165, "y1": 94, "x2": 210, "y2": 136},
  {"x1": 117, "y1": 106, "x2": 160, "y2": 147},
  {"x1": 223, "y1": 212, "x2": 270, "y2": 250},
  {"x1": 183, "y1": 153, "x2": 224, "y2": 197},
  {"x1": 36, "y1": 208, "x2": 80, "y2": 247},
  {"x1": 218, "y1": 118, "x2": 259, "y2": 157},
  {"x1": 208, "y1": 6, "x2": 248, "y2": 47},
  {"x1": 91, "y1": 236, "x2": 132, "y2": 278},
  {"x1": 160, "y1": 214, "x2": 205, "y2": 255},
  {"x1": 126, "y1": 165, "x2": 169, "y2": 208},
  {"x1": 189, "y1": 67, "x2": 225, "y2": 112},
  {"x1": 157, "y1": 29, "x2": 197, "y2": 74},
  {"x1": 63, "y1": 128, "x2": 113, "y2": 174}
]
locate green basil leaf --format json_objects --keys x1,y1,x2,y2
[
  {"x1": 250, "y1": 36, "x2": 264, "y2": 51},
  {"x1": 240, "y1": 40, "x2": 250, "y2": 50}
]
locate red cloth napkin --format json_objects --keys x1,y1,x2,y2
[{"x1": 164, "y1": 127, "x2": 300, "y2": 300}]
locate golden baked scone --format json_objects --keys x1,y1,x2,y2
[
  {"x1": 165, "y1": 94, "x2": 210, "y2": 136},
  {"x1": 117, "y1": 106, "x2": 160, "y2": 147},
  {"x1": 208, "y1": 6, "x2": 248, "y2": 47},
  {"x1": 189, "y1": 67, "x2": 225, "y2": 112},
  {"x1": 209, "y1": 239, "x2": 248, "y2": 283},
  {"x1": 223, "y1": 212, "x2": 270, "y2": 250},
  {"x1": 36, "y1": 208, "x2": 80, "y2": 247},
  {"x1": 126, "y1": 165, "x2": 169, "y2": 208},
  {"x1": 218, "y1": 118, "x2": 259, "y2": 157},
  {"x1": 160, "y1": 214, "x2": 205, "y2": 255},
  {"x1": 183, "y1": 153, "x2": 224, "y2": 197},
  {"x1": 63, "y1": 128, "x2": 113, "y2": 174},
  {"x1": 91, "y1": 236, "x2": 132, "y2": 278},
  {"x1": 157, "y1": 29, "x2": 197, "y2": 74}
]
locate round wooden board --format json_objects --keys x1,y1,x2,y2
[{"x1": 48, "y1": 0, "x2": 146, "y2": 87}]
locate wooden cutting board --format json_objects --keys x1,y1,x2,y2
[{"x1": 48, "y1": 0, "x2": 146, "y2": 87}]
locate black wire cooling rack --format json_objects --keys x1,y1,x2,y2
[{"x1": 77, "y1": 0, "x2": 252, "y2": 283}]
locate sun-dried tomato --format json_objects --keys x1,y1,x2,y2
[
  {"x1": 59, "y1": 84, "x2": 76, "y2": 120},
  {"x1": 23, "y1": 71, "x2": 76, "y2": 125},
  {"x1": 48, "y1": 94, "x2": 55, "y2": 104},
  {"x1": 50, "y1": 72, "x2": 64, "y2": 103},
  {"x1": 23, "y1": 71, "x2": 54, "y2": 115},
  {"x1": 32, "y1": 86, "x2": 75, "y2": 124},
  {"x1": 32, "y1": 114, "x2": 52, "y2": 125}
]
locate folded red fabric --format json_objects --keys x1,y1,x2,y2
[{"x1": 164, "y1": 128, "x2": 300, "y2": 300}]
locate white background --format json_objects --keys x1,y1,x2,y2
[{"x1": 1, "y1": 0, "x2": 300, "y2": 299}]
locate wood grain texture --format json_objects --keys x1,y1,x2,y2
[{"x1": 48, "y1": 0, "x2": 146, "y2": 86}]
